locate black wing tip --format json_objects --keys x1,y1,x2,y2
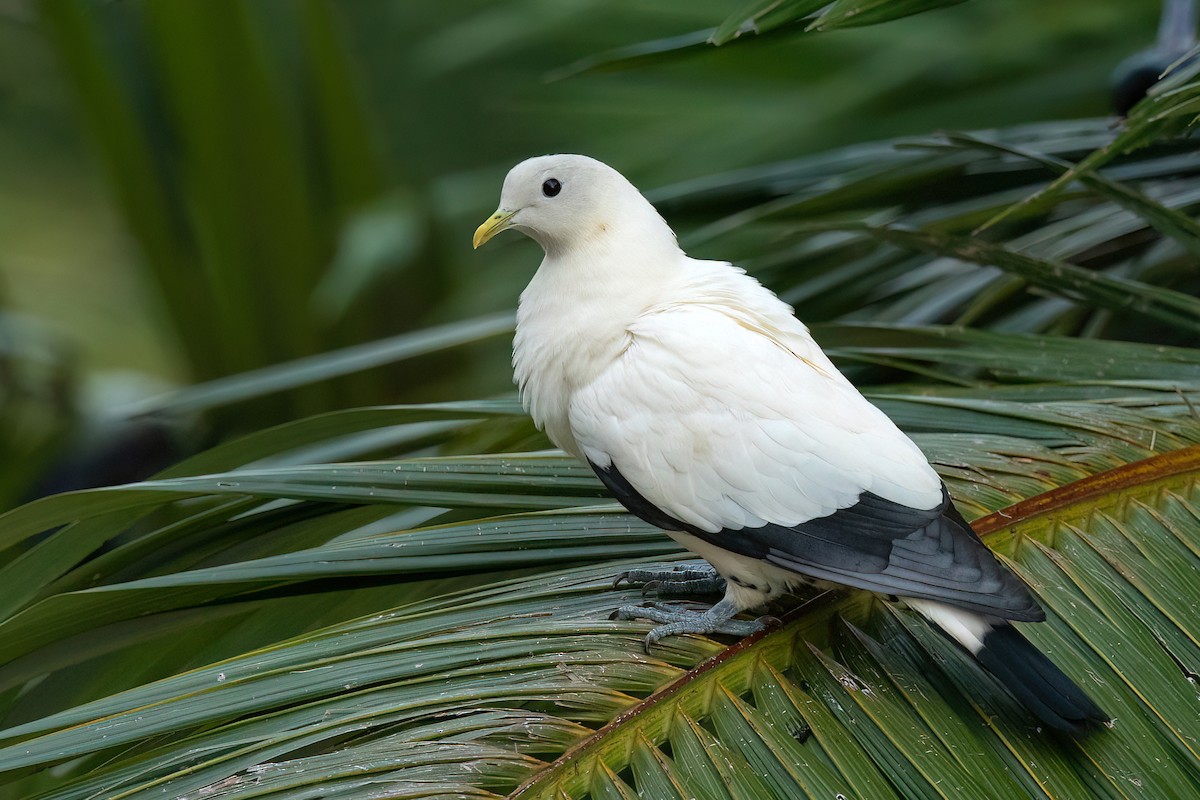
[
  {"x1": 1023, "y1": 609, "x2": 1048, "y2": 624},
  {"x1": 976, "y1": 625, "x2": 1109, "y2": 733},
  {"x1": 1005, "y1": 599, "x2": 1046, "y2": 624}
]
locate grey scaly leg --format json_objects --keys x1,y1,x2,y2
[
  {"x1": 611, "y1": 598, "x2": 768, "y2": 652},
  {"x1": 613, "y1": 563, "x2": 727, "y2": 597}
]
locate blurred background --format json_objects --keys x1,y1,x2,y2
[{"x1": 0, "y1": 0, "x2": 1177, "y2": 507}]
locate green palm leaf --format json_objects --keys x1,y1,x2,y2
[
  {"x1": 653, "y1": 117, "x2": 1200, "y2": 342},
  {"x1": 2, "y1": 445, "x2": 1199, "y2": 798},
  {"x1": 554, "y1": 0, "x2": 973, "y2": 77},
  {"x1": 0, "y1": 327, "x2": 1199, "y2": 798}
]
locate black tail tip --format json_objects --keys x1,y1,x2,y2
[{"x1": 976, "y1": 625, "x2": 1109, "y2": 733}]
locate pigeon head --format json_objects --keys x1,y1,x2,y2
[{"x1": 473, "y1": 154, "x2": 672, "y2": 256}]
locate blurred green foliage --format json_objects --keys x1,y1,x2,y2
[{"x1": 0, "y1": 0, "x2": 1167, "y2": 370}]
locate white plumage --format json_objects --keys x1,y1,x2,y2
[
  {"x1": 504, "y1": 156, "x2": 937, "y2": 605},
  {"x1": 474, "y1": 154, "x2": 1107, "y2": 731}
]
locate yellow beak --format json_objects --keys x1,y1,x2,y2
[{"x1": 473, "y1": 209, "x2": 516, "y2": 249}]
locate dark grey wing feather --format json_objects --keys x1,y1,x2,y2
[{"x1": 593, "y1": 461, "x2": 1043, "y2": 622}]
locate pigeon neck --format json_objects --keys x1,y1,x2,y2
[{"x1": 539, "y1": 195, "x2": 680, "y2": 263}]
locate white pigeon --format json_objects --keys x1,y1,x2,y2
[{"x1": 474, "y1": 154, "x2": 1107, "y2": 732}]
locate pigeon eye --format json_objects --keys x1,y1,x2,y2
[{"x1": 542, "y1": 178, "x2": 562, "y2": 198}]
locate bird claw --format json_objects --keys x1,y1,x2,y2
[
  {"x1": 612, "y1": 598, "x2": 765, "y2": 652},
  {"x1": 611, "y1": 564, "x2": 726, "y2": 597}
]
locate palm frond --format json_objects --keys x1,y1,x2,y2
[
  {"x1": 647, "y1": 113, "x2": 1200, "y2": 345},
  {"x1": 3, "y1": 273, "x2": 1200, "y2": 797},
  {"x1": 553, "y1": 0, "x2": 973, "y2": 77},
  {"x1": 2, "y1": 446, "x2": 1198, "y2": 799}
]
